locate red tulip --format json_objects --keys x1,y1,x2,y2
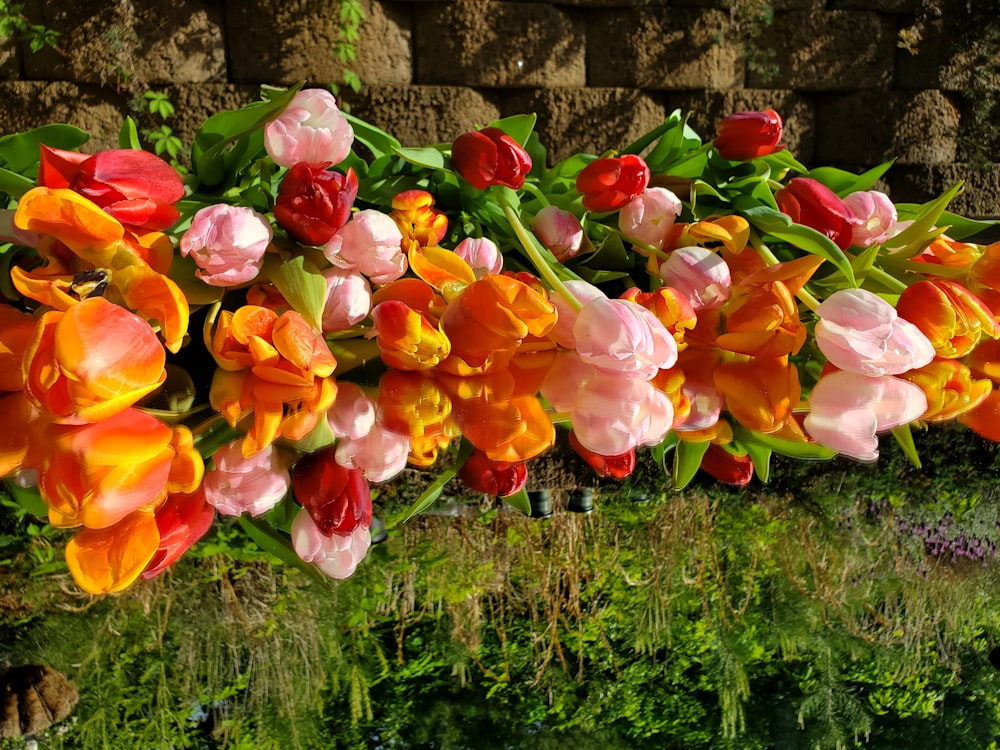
[
  {"x1": 275, "y1": 163, "x2": 358, "y2": 246},
  {"x1": 698, "y1": 443, "x2": 753, "y2": 486},
  {"x1": 774, "y1": 177, "x2": 856, "y2": 251},
  {"x1": 576, "y1": 155, "x2": 650, "y2": 213},
  {"x1": 713, "y1": 109, "x2": 784, "y2": 161},
  {"x1": 141, "y1": 487, "x2": 216, "y2": 580},
  {"x1": 39, "y1": 145, "x2": 184, "y2": 231},
  {"x1": 451, "y1": 127, "x2": 531, "y2": 190},
  {"x1": 291, "y1": 446, "x2": 372, "y2": 536},
  {"x1": 458, "y1": 448, "x2": 528, "y2": 497},
  {"x1": 569, "y1": 431, "x2": 635, "y2": 479}
]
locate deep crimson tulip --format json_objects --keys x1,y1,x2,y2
[
  {"x1": 451, "y1": 127, "x2": 532, "y2": 190},
  {"x1": 38, "y1": 145, "x2": 185, "y2": 231},
  {"x1": 275, "y1": 164, "x2": 358, "y2": 246},
  {"x1": 774, "y1": 177, "x2": 856, "y2": 251},
  {"x1": 141, "y1": 487, "x2": 216, "y2": 580},
  {"x1": 576, "y1": 154, "x2": 650, "y2": 213},
  {"x1": 713, "y1": 109, "x2": 784, "y2": 161},
  {"x1": 458, "y1": 448, "x2": 528, "y2": 497},
  {"x1": 698, "y1": 443, "x2": 754, "y2": 486},
  {"x1": 569, "y1": 431, "x2": 635, "y2": 479},
  {"x1": 291, "y1": 446, "x2": 372, "y2": 535}
]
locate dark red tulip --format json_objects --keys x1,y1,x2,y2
[
  {"x1": 275, "y1": 164, "x2": 358, "y2": 246},
  {"x1": 714, "y1": 109, "x2": 784, "y2": 161},
  {"x1": 141, "y1": 487, "x2": 216, "y2": 580},
  {"x1": 576, "y1": 154, "x2": 650, "y2": 213},
  {"x1": 451, "y1": 127, "x2": 532, "y2": 190},
  {"x1": 775, "y1": 177, "x2": 857, "y2": 251},
  {"x1": 458, "y1": 448, "x2": 528, "y2": 497},
  {"x1": 292, "y1": 446, "x2": 372, "y2": 535},
  {"x1": 699, "y1": 443, "x2": 754, "y2": 487},
  {"x1": 569, "y1": 431, "x2": 635, "y2": 479},
  {"x1": 39, "y1": 144, "x2": 185, "y2": 230}
]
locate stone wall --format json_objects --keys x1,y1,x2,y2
[{"x1": 1, "y1": 0, "x2": 998, "y2": 215}]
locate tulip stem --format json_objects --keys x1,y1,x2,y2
[
  {"x1": 501, "y1": 199, "x2": 583, "y2": 312},
  {"x1": 519, "y1": 181, "x2": 550, "y2": 208},
  {"x1": 861, "y1": 262, "x2": 910, "y2": 294},
  {"x1": 751, "y1": 235, "x2": 822, "y2": 313}
]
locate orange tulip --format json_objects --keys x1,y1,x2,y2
[
  {"x1": 65, "y1": 509, "x2": 160, "y2": 594},
  {"x1": 966, "y1": 241, "x2": 1000, "y2": 314},
  {"x1": 391, "y1": 189, "x2": 448, "y2": 250},
  {"x1": 713, "y1": 356, "x2": 801, "y2": 434},
  {"x1": 0, "y1": 391, "x2": 46, "y2": 478},
  {"x1": 959, "y1": 388, "x2": 1000, "y2": 442},
  {"x1": 22, "y1": 297, "x2": 167, "y2": 423},
  {"x1": 621, "y1": 287, "x2": 697, "y2": 351},
  {"x1": 901, "y1": 358, "x2": 992, "y2": 422},
  {"x1": 368, "y1": 300, "x2": 452, "y2": 371},
  {"x1": 377, "y1": 370, "x2": 459, "y2": 466},
  {"x1": 896, "y1": 279, "x2": 1000, "y2": 358},
  {"x1": 0, "y1": 304, "x2": 37, "y2": 392}
]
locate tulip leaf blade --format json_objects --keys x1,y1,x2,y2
[
  {"x1": 621, "y1": 110, "x2": 684, "y2": 157},
  {"x1": 926, "y1": 211, "x2": 998, "y2": 242},
  {"x1": 890, "y1": 424, "x2": 922, "y2": 469},
  {"x1": 342, "y1": 111, "x2": 401, "y2": 161},
  {"x1": 732, "y1": 425, "x2": 837, "y2": 461},
  {"x1": 118, "y1": 116, "x2": 142, "y2": 150},
  {"x1": 0, "y1": 167, "x2": 35, "y2": 199},
  {"x1": 740, "y1": 441, "x2": 773, "y2": 483},
  {"x1": 487, "y1": 113, "x2": 536, "y2": 147},
  {"x1": 268, "y1": 253, "x2": 328, "y2": 332},
  {"x1": 0, "y1": 123, "x2": 89, "y2": 175},
  {"x1": 502, "y1": 488, "x2": 531, "y2": 516},
  {"x1": 237, "y1": 514, "x2": 330, "y2": 587},
  {"x1": 394, "y1": 439, "x2": 476, "y2": 525},
  {"x1": 395, "y1": 145, "x2": 449, "y2": 172},
  {"x1": 807, "y1": 160, "x2": 895, "y2": 196},
  {"x1": 885, "y1": 182, "x2": 965, "y2": 256},
  {"x1": 672, "y1": 439, "x2": 710, "y2": 491},
  {"x1": 3, "y1": 479, "x2": 49, "y2": 518}
]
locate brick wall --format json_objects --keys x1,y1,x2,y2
[{"x1": 1, "y1": 0, "x2": 998, "y2": 215}]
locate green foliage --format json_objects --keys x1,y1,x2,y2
[
  {"x1": 0, "y1": 1, "x2": 62, "y2": 54},
  {"x1": 333, "y1": 0, "x2": 365, "y2": 96}
]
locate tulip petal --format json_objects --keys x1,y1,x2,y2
[{"x1": 65, "y1": 510, "x2": 160, "y2": 594}]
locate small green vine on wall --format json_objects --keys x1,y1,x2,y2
[
  {"x1": 0, "y1": 1, "x2": 63, "y2": 55},
  {"x1": 333, "y1": 0, "x2": 365, "y2": 96}
]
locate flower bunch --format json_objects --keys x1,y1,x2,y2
[{"x1": 2, "y1": 84, "x2": 998, "y2": 594}]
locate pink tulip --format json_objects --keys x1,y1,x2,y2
[
  {"x1": 324, "y1": 209, "x2": 407, "y2": 285},
  {"x1": 180, "y1": 204, "x2": 273, "y2": 286},
  {"x1": 804, "y1": 370, "x2": 928, "y2": 461},
  {"x1": 658, "y1": 246, "x2": 731, "y2": 311},
  {"x1": 321, "y1": 267, "x2": 372, "y2": 331},
  {"x1": 541, "y1": 352, "x2": 673, "y2": 455},
  {"x1": 454, "y1": 237, "x2": 503, "y2": 278},
  {"x1": 815, "y1": 288, "x2": 935, "y2": 376},
  {"x1": 327, "y1": 382, "x2": 377, "y2": 440},
  {"x1": 619, "y1": 187, "x2": 683, "y2": 251},
  {"x1": 574, "y1": 297, "x2": 678, "y2": 379},
  {"x1": 674, "y1": 381, "x2": 723, "y2": 431},
  {"x1": 202, "y1": 439, "x2": 291, "y2": 517},
  {"x1": 264, "y1": 88, "x2": 354, "y2": 168},
  {"x1": 291, "y1": 507, "x2": 370, "y2": 579},
  {"x1": 843, "y1": 190, "x2": 897, "y2": 247},
  {"x1": 533, "y1": 205, "x2": 584, "y2": 262},
  {"x1": 335, "y1": 422, "x2": 411, "y2": 483},
  {"x1": 549, "y1": 280, "x2": 609, "y2": 349}
]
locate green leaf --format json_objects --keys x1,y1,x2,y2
[
  {"x1": 486, "y1": 113, "x2": 537, "y2": 147},
  {"x1": 807, "y1": 160, "x2": 895, "y2": 196},
  {"x1": 191, "y1": 83, "x2": 303, "y2": 187},
  {"x1": 267, "y1": 253, "x2": 328, "y2": 331},
  {"x1": 237, "y1": 515, "x2": 330, "y2": 586},
  {"x1": 741, "y1": 440, "x2": 773, "y2": 483},
  {"x1": 673, "y1": 440, "x2": 710, "y2": 491},
  {"x1": 393, "y1": 439, "x2": 475, "y2": 525},
  {"x1": 394, "y1": 145, "x2": 449, "y2": 171},
  {"x1": 759, "y1": 148, "x2": 809, "y2": 176},
  {"x1": 4, "y1": 480, "x2": 48, "y2": 517},
  {"x1": 192, "y1": 416, "x2": 242, "y2": 459},
  {"x1": 651, "y1": 431, "x2": 680, "y2": 475},
  {"x1": 0, "y1": 124, "x2": 89, "y2": 174},
  {"x1": 890, "y1": 424, "x2": 922, "y2": 469},
  {"x1": 643, "y1": 110, "x2": 703, "y2": 173},
  {"x1": 621, "y1": 113, "x2": 683, "y2": 156},
  {"x1": 931, "y1": 211, "x2": 998, "y2": 242},
  {"x1": 502, "y1": 488, "x2": 531, "y2": 515},
  {"x1": 342, "y1": 112, "x2": 401, "y2": 160},
  {"x1": 732, "y1": 425, "x2": 837, "y2": 461},
  {"x1": 883, "y1": 182, "x2": 964, "y2": 254},
  {"x1": 0, "y1": 167, "x2": 35, "y2": 199},
  {"x1": 118, "y1": 116, "x2": 141, "y2": 149}
]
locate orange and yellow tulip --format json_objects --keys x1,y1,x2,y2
[
  {"x1": 901, "y1": 358, "x2": 992, "y2": 422},
  {"x1": 713, "y1": 355, "x2": 801, "y2": 434},
  {"x1": 391, "y1": 189, "x2": 448, "y2": 250},
  {"x1": 896, "y1": 279, "x2": 1000, "y2": 358},
  {"x1": 65, "y1": 509, "x2": 161, "y2": 594},
  {"x1": 377, "y1": 370, "x2": 459, "y2": 466},
  {"x1": 368, "y1": 300, "x2": 452, "y2": 371},
  {"x1": 0, "y1": 304, "x2": 37, "y2": 392}
]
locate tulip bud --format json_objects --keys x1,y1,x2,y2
[
  {"x1": 451, "y1": 127, "x2": 532, "y2": 190},
  {"x1": 291, "y1": 445, "x2": 372, "y2": 535},
  {"x1": 180, "y1": 204, "x2": 273, "y2": 286},
  {"x1": 202, "y1": 439, "x2": 291, "y2": 518},
  {"x1": 843, "y1": 190, "x2": 897, "y2": 247},
  {"x1": 325, "y1": 210, "x2": 407, "y2": 285},
  {"x1": 658, "y1": 246, "x2": 732, "y2": 311},
  {"x1": 458, "y1": 448, "x2": 528, "y2": 496},
  {"x1": 698, "y1": 443, "x2": 754, "y2": 486},
  {"x1": 713, "y1": 109, "x2": 784, "y2": 161},
  {"x1": 569, "y1": 431, "x2": 635, "y2": 479},
  {"x1": 141, "y1": 488, "x2": 215, "y2": 580},
  {"x1": 291, "y1": 508, "x2": 371, "y2": 579},
  {"x1": 321, "y1": 267, "x2": 372, "y2": 332},
  {"x1": 619, "y1": 187, "x2": 683, "y2": 251},
  {"x1": 896, "y1": 279, "x2": 1000, "y2": 358},
  {"x1": 533, "y1": 205, "x2": 584, "y2": 261},
  {"x1": 264, "y1": 88, "x2": 354, "y2": 168},
  {"x1": 274, "y1": 164, "x2": 358, "y2": 246},
  {"x1": 775, "y1": 177, "x2": 857, "y2": 251},
  {"x1": 576, "y1": 154, "x2": 650, "y2": 213},
  {"x1": 454, "y1": 237, "x2": 503, "y2": 277}
]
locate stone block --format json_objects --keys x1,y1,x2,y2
[
  {"x1": 227, "y1": 0, "x2": 412, "y2": 87},
  {"x1": 344, "y1": 85, "x2": 503, "y2": 146},
  {"x1": 161, "y1": 83, "x2": 262, "y2": 154},
  {"x1": 748, "y1": 9, "x2": 895, "y2": 90},
  {"x1": 414, "y1": 2, "x2": 586, "y2": 87},
  {"x1": 827, "y1": 0, "x2": 921, "y2": 10},
  {"x1": 815, "y1": 89, "x2": 960, "y2": 166},
  {"x1": 889, "y1": 163, "x2": 1000, "y2": 218},
  {"x1": 0, "y1": 81, "x2": 129, "y2": 152},
  {"x1": 587, "y1": 8, "x2": 743, "y2": 90},
  {"x1": 895, "y1": 8, "x2": 1000, "y2": 90},
  {"x1": 501, "y1": 88, "x2": 666, "y2": 164},
  {"x1": 0, "y1": 35, "x2": 19, "y2": 80}
]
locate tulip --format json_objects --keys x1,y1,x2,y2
[
  {"x1": 335, "y1": 421, "x2": 411, "y2": 483},
  {"x1": 458, "y1": 449, "x2": 528, "y2": 497},
  {"x1": 291, "y1": 508, "x2": 371, "y2": 579},
  {"x1": 65, "y1": 509, "x2": 160, "y2": 594},
  {"x1": 0, "y1": 392, "x2": 46, "y2": 479},
  {"x1": 713, "y1": 109, "x2": 784, "y2": 161},
  {"x1": 202, "y1": 439, "x2": 291, "y2": 517},
  {"x1": 264, "y1": 88, "x2": 354, "y2": 168},
  {"x1": 391, "y1": 190, "x2": 448, "y2": 249},
  {"x1": 568, "y1": 431, "x2": 635, "y2": 479},
  {"x1": 369, "y1": 300, "x2": 452, "y2": 370},
  {"x1": 713, "y1": 356, "x2": 800, "y2": 434},
  {"x1": 576, "y1": 154, "x2": 650, "y2": 213},
  {"x1": 325, "y1": 209, "x2": 407, "y2": 285},
  {"x1": 180, "y1": 204, "x2": 273, "y2": 286},
  {"x1": 803, "y1": 370, "x2": 928, "y2": 462},
  {"x1": 815, "y1": 288, "x2": 935, "y2": 376},
  {"x1": 451, "y1": 127, "x2": 532, "y2": 190},
  {"x1": 967, "y1": 241, "x2": 1000, "y2": 314},
  {"x1": 896, "y1": 279, "x2": 1000, "y2": 359},
  {"x1": 673, "y1": 380, "x2": 723, "y2": 432},
  {"x1": 22, "y1": 297, "x2": 166, "y2": 424},
  {"x1": 775, "y1": 177, "x2": 857, "y2": 251},
  {"x1": 377, "y1": 370, "x2": 458, "y2": 467},
  {"x1": 843, "y1": 190, "x2": 897, "y2": 247},
  {"x1": 291, "y1": 445, "x2": 372, "y2": 535},
  {"x1": 573, "y1": 297, "x2": 678, "y2": 379},
  {"x1": 619, "y1": 187, "x2": 683, "y2": 251},
  {"x1": 699, "y1": 443, "x2": 754, "y2": 486},
  {"x1": 274, "y1": 163, "x2": 358, "y2": 246},
  {"x1": 0, "y1": 208, "x2": 39, "y2": 246},
  {"x1": 533, "y1": 205, "x2": 584, "y2": 262},
  {"x1": 0, "y1": 304, "x2": 37, "y2": 392},
  {"x1": 549, "y1": 280, "x2": 609, "y2": 349},
  {"x1": 141, "y1": 487, "x2": 216, "y2": 580},
  {"x1": 327, "y1": 382, "x2": 377, "y2": 440},
  {"x1": 958, "y1": 389, "x2": 1000, "y2": 442},
  {"x1": 901, "y1": 358, "x2": 992, "y2": 422},
  {"x1": 39, "y1": 145, "x2": 184, "y2": 231},
  {"x1": 454, "y1": 237, "x2": 503, "y2": 278},
  {"x1": 620, "y1": 287, "x2": 697, "y2": 352},
  {"x1": 658, "y1": 246, "x2": 732, "y2": 311},
  {"x1": 321, "y1": 267, "x2": 372, "y2": 332}
]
